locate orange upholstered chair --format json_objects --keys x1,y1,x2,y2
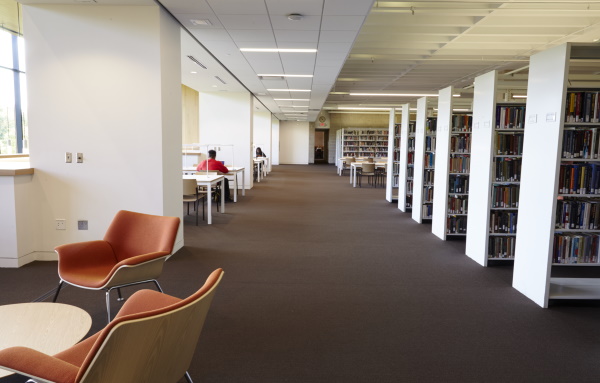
[
  {"x1": 0, "y1": 269, "x2": 223, "y2": 383},
  {"x1": 52, "y1": 210, "x2": 180, "y2": 322}
]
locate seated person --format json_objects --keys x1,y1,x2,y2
[
  {"x1": 255, "y1": 147, "x2": 267, "y2": 158},
  {"x1": 197, "y1": 150, "x2": 233, "y2": 202}
]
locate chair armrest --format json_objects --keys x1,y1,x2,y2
[
  {"x1": 0, "y1": 346, "x2": 79, "y2": 383},
  {"x1": 113, "y1": 251, "x2": 171, "y2": 268},
  {"x1": 55, "y1": 241, "x2": 116, "y2": 269}
]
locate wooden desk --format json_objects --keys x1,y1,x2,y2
[
  {"x1": 0, "y1": 302, "x2": 92, "y2": 378},
  {"x1": 182, "y1": 167, "x2": 245, "y2": 202},
  {"x1": 183, "y1": 174, "x2": 225, "y2": 224},
  {"x1": 350, "y1": 162, "x2": 387, "y2": 187}
]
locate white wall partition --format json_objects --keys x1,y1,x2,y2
[
  {"x1": 199, "y1": 91, "x2": 254, "y2": 189},
  {"x1": 21, "y1": 4, "x2": 182, "y2": 265},
  {"x1": 512, "y1": 43, "x2": 570, "y2": 307},
  {"x1": 253, "y1": 109, "x2": 272, "y2": 163},
  {"x1": 280, "y1": 121, "x2": 309, "y2": 164},
  {"x1": 432, "y1": 86, "x2": 454, "y2": 239},
  {"x1": 271, "y1": 117, "x2": 280, "y2": 165},
  {"x1": 412, "y1": 97, "x2": 430, "y2": 223},
  {"x1": 398, "y1": 104, "x2": 411, "y2": 212},
  {"x1": 385, "y1": 108, "x2": 396, "y2": 202},
  {"x1": 465, "y1": 70, "x2": 498, "y2": 266}
]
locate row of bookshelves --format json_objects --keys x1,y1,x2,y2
[
  {"x1": 565, "y1": 91, "x2": 600, "y2": 123},
  {"x1": 558, "y1": 163, "x2": 600, "y2": 195}
]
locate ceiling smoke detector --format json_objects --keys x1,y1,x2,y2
[{"x1": 287, "y1": 14, "x2": 304, "y2": 21}]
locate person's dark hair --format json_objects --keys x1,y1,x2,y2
[
  {"x1": 256, "y1": 147, "x2": 263, "y2": 156},
  {"x1": 208, "y1": 149, "x2": 217, "y2": 158}
]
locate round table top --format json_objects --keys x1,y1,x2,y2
[{"x1": 0, "y1": 302, "x2": 92, "y2": 378}]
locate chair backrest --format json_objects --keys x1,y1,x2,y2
[
  {"x1": 103, "y1": 210, "x2": 180, "y2": 263},
  {"x1": 345, "y1": 157, "x2": 355, "y2": 164},
  {"x1": 78, "y1": 269, "x2": 224, "y2": 383},
  {"x1": 361, "y1": 163, "x2": 376, "y2": 173},
  {"x1": 366, "y1": 157, "x2": 374, "y2": 163},
  {"x1": 183, "y1": 179, "x2": 198, "y2": 196}
]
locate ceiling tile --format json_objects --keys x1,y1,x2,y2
[
  {"x1": 265, "y1": 0, "x2": 324, "y2": 15},
  {"x1": 189, "y1": 29, "x2": 231, "y2": 42},
  {"x1": 322, "y1": 15, "x2": 367, "y2": 31},
  {"x1": 161, "y1": 0, "x2": 212, "y2": 13},
  {"x1": 274, "y1": 29, "x2": 320, "y2": 43},
  {"x1": 270, "y1": 15, "x2": 323, "y2": 30},
  {"x1": 323, "y1": 0, "x2": 374, "y2": 16},
  {"x1": 319, "y1": 30, "x2": 359, "y2": 43},
  {"x1": 206, "y1": 0, "x2": 267, "y2": 14},
  {"x1": 218, "y1": 15, "x2": 272, "y2": 30},
  {"x1": 228, "y1": 29, "x2": 276, "y2": 43}
]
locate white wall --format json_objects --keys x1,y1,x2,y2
[
  {"x1": 253, "y1": 109, "x2": 272, "y2": 161},
  {"x1": 22, "y1": 5, "x2": 183, "y2": 262},
  {"x1": 271, "y1": 117, "x2": 280, "y2": 165},
  {"x1": 199, "y1": 91, "x2": 253, "y2": 188},
  {"x1": 279, "y1": 121, "x2": 310, "y2": 164}
]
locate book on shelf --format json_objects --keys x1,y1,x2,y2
[
  {"x1": 558, "y1": 163, "x2": 600, "y2": 195},
  {"x1": 565, "y1": 91, "x2": 600, "y2": 123},
  {"x1": 490, "y1": 211, "x2": 518, "y2": 234},
  {"x1": 447, "y1": 215, "x2": 467, "y2": 234},
  {"x1": 422, "y1": 204, "x2": 432, "y2": 219},
  {"x1": 452, "y1": 115, "x2": 472, "y2": 131},
  {"x1": 489, "y1": 236, "x2": 516, "y2": 259},
  {"x1": 496, "y1": 105, "x2": 526, "y2": 129},
  {"x1": 448, "y1": 195, "x2": 468, "y2": 214},
  {"x1": 449, "y1": 155, "x2": 470, "y2": 173},
  {"x1": 491, "y1": 185, "x2": 520, "y2": 208},
  {"x1": 555, "y1": 199, "x2": 600, "y2": 230},
  {"x1": 494, "y1": 158, "x2": 521, "y2": 182},
  {"x1": 449, "y1": 175, "x2": 469, "y2": 193},
  {"x1": 562, "y1": 128, "x2": 599, "y2": 159},
  {"x1": 450, "y1": 135, "x2": 471, "y2": 153},
  {"x1": 553, "y1": 233, "x2": 600, "y2": 264},
  {"x1": 495, "y1": 133, "x2": 524, "y2": 155}
]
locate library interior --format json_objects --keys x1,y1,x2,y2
[{"x1": 1, "y1": 0, "x2": 600, "y2": 382}]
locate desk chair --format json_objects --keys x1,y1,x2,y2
[
  {"x1": 366, "y1": 157, "x2": 374, "y2": 163},
  {"x1": 341, "y1": 157, "x2": 355, "y2": 176},
  {"x1": 183, "y1": 179, "x2": 205, "y2": 225},
  {"x1": 52, "y1": 210, "x2": 180, "y2": 322},
  {"x1": 196, "y1": 171, "x2": 224, "y2": 211},
  {"x1": 0, "y1": 269, "x2": 224, "y2": 383},
  {"x1": 358, "y1": 163, "x2": 376, "y2": 187}
]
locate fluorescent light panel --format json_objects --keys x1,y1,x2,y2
[
  {"x1": 350, "y1": 93, "x2": 462, "y2": 97},
  {"x1": 338, "y1": 107, "x2": 392, "y2": 111},
  {"x1": 258, "y1": 74, "x2": 313, "y2": 78},
  {"x1": 268, "y1": 89, "x2": 311, "y2": 92},
  {"x1": 241, "y1": 48, "x2": 317, "y2": 53},
  {"x1": 274, "y1": 98, "x2": 310, "y2": 101}
]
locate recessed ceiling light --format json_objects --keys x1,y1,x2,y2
[
  {"x1": 190, "y1": 19, "x2": 212, "y2": 26},
  {"x1": 191, "y1": 71, "x2": 197, "y2": 74},
  {"x1": 349, "y1": 93, "x2": 461, "y2": 97},
  {"x1": 287, "y1": 13, "x2": 304, "y2": 21},
  {"x1": 274, "y1": 98, "x2": 310, "y2": 101},
  {"x1": 241, "y1": 48, "x2": 317, "y2": 53},
  {"x1": 330, "y1": 92, "x2": 349, "y2": 95},
  {"x1": 268, "y1": 89, "x2": 311, "y2": 92},
  {"x1": 212, "y1": 85, "x2": 218, "y2": 88},
  {"x1": 258, "y1": 74, "x2": 313, "y2": 78},
  {"x1": 338, "y1": 107, "x2": 392, "y2": 111},
  {"x1": 289, "y1": 106, "x2": 309, "y2": 108}
]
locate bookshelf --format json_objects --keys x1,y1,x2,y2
[
  {"x1": 513, "y1": 43, "x2": 600, "y2": 307},
  {"x1": 340, "y1": 128, "x2": 389, "y2": 158},
  {"x1": 386, "y1": 109, "x2": 398, "y2": 202},
  {"x1": 397, "y1": 104, "x2": 414, "y2": 212},
  {"x1": 466, "y1": 70, "x2": 527, "y2": 266},
  {"x1": 432, "y1": 86, "x2": 472, "y2": 240},
  {"x1": 412, "y1": 96, "x2": 437, "y2": 223}
]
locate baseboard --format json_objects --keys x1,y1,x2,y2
[{"x1": 0, "y1": 251, "x2": 57, "y2": 268}]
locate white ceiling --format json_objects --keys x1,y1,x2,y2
[{"x1": 17, "y1": 0, "x2": 600, "y2": 120}]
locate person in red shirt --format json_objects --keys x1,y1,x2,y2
[{"x1": 197, "y1": 150, "x2": 232, "y2": 202}]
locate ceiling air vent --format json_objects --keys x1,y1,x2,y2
[
  {"x1": 187, "y1": 55, "x2": 207, "y2": 69},
  {"x1": 309, "y1": 109, "x2": 320, "y2": 111},
  {"x1": 215, "y1": 76, "x2": 227, "y2": 84},
  {"x1": 259, "y1": 76, "x2": 285, "y2": 81}
]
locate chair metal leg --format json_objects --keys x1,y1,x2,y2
[
  {"x1": 105, "y1": 290, "x2": 112, "y2": 323},
  {"x1": 184, "y1": 371, "x2": 194, "y2": 383},
  {"x1": 152, "y1": 279, "x2": 164, "y2": 293},
  {"x1": 117, "y1": 287, "x2": 125, "y2": 301},
  {"x1": 52, "y1": 280, "x2": 64, "y2": 302}
]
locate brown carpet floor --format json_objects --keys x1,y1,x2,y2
[{"x1": 1, "y1": 164, "x2": 600, "y2": 383}]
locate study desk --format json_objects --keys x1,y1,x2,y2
[
  {"x1": 183, "y1": 174, "x2": 225, "y2": 224},
  {"x1": 350, "y1": 162, "x2": 387, "y2": 187},
  {"x1": 0, "y1": 302, "x2": 92, "y2": 378},
  {"x1": 183, "y1": 167, "x2": 245, "y2": 202},
  {"x1": 253, "y1": 159, "x2": 267, "y2": 182}
]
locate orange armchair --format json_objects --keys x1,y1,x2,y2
[
  {"x1": 0, "y1": 269, "x2": 224, "y2": 383},
  {"x1": 52, "y1": 210, "x2": 180, "y2": 322}
]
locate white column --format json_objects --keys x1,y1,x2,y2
[
  {"x1": 280, "y1": 121, "x2": 310, "y2": 164},
  {"x1": 412, "y1": 97, "x2": 430, "y2": 223},
  {"x1": 271, "y1": 117, "x2": 280, "y2": 165},
  {"x1": 23, "y1": 4, "x2": 183, "y2": 261},
  {"x1": 385, "y1": 108, "x2": 396, "y2": 202},
  {"x1": 199, "y1": 91, "x2": 254, "y2": 189},
  {"x1": 465, "y1": 70, "x2": 498, "y2": 266},
  {"x1": 432, "y1": 86, "x2": 454, "y2": 240}
]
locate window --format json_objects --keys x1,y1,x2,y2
[{"x1": 0, "y1": 28, "x2": 27, "y2": 154}]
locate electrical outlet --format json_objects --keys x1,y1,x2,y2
[
  {"x1": 76, "y1": 153, "x2": 83, "y2": 163},
  {"x1": 65, "y1": 152, "x2": 72, "y2": 163},
  {"x1": 56, "y1": 219, "x2": 66, "y2": 230},
  {"x1": 78, "y1": 220, "x2": 88, "y2": 230}
]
